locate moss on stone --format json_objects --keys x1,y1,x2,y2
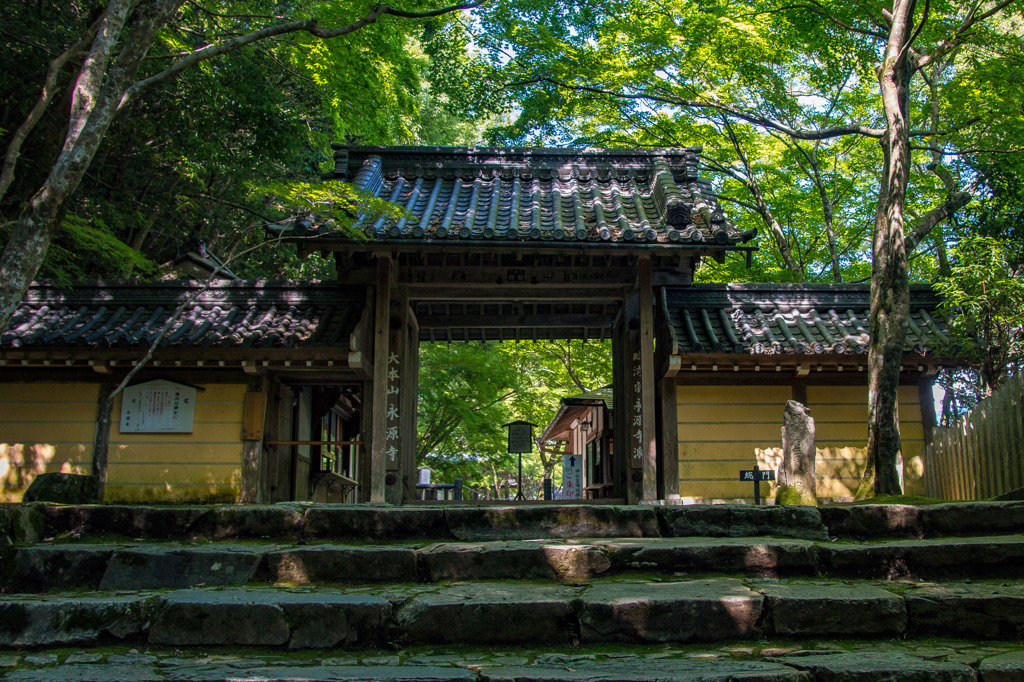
[{"x1": 775, "y1": 485, "x2": 817, "y2": 507}]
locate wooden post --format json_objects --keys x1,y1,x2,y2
[
  {"x1": 240, "y1": 376, "x2": 268, "y2": 503},
  {"x1": 658, "y1": 377, "x2": 679, "y2": 499},
  {"x1": 611, "y1": 305, "x2": 630, "y2": 500},
  {"x1": 370, "y1": 254, "x2": 393, "y2": 503},
  {"x1": 401, "y1": 305, "x2": 420, "y2": 501},
  {"x1": 384, "y1": 284, "x2": 408, "y2": 505},
  {"x1": 638, "y1": 256, "x2": 657, "y2": 501}
]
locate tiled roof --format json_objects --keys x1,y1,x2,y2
[
  {"x1": 272, "y1": 146, "x2": 756, "y2": 248},
  {"x1": 663, "y1": 284, "x2": 950, "y2": 356},
  {"x1": 1, "y1": 282, "x2": 364, "y2": 350},
  {"x1": 563, "y1": 386, "x2": 614, "y2": 411}
]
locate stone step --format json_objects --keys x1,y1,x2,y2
[
  {"x1": 7, "y1": 535, "x2": 1024, "y2": 594},
  {"x1": 2, "y1": 578, "x2": 1024, "y2": 649},
  {"x1": 9, "y1": 500, "x2": 1024, "y2": 547},
  {"x1": 5, "y1": 640, "x2": 1024, "y2": 682},
  {"x1": 18, "y1": 503, "x2": 833, "y2": 543}
]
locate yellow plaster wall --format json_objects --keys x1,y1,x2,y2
[
  {"x1": 676, "y1": 385, "x2": 786, "y2": 500},
  {"x1": 677, "y1": 383, "x2": 927, "y2": 501},
  {"x1": 0, "y1": 383, "x2": 96, "y2": 502},
  {"x1": 105, "y1": 383, "x2": 246, "y2": 503},
  {"x1": 809, "y1": 384, "x2": 926, "y2": 497}
]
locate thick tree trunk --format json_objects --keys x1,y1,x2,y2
[{"x1": 863, "y1": 0, "x2": 917, "y2": 498}]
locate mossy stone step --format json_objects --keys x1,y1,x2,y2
[
  {"x1": 3, "y1": 579, "x2": 1024, "y2": 649},
  {"x1": 8, "y1": 535, "x2": 1024, "y2": 594}
]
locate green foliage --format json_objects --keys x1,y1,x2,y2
[
  {"x1": 35, "y1": 215, "x2": 157, "y2": 284},
  {"x1": 417, "y1": 340, "x2": 612, "y2": 497},
  {"x1": 934, "y1": 236, "x2": 1024, "y2": 394},
  {"x1": 472, "y1": 0, "x2": 1024, "y2": 285},
  {"x1": 0, "y1": 0, "x2": 490, "y2": 282}
]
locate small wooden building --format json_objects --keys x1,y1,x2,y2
[
  {"x1": 537, "y1": 387, "x2": 614, "y2": 499},
  {"x1": 1, "y1": 146, "x2": 952, "y2": 504}
]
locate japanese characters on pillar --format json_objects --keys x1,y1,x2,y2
[
  {"x1": 632, "y1": 350, "x2": 644, "y2": 465},
  {"x1": 385, "y1": 351, "x2": 400, "y2": 465}
]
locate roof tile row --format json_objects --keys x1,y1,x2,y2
[
  {"x1": 664, "y1": 285, "x2": 949, "y2": 357},
  {"x1": 1, "y1": 283, "x2": 363, "y2": 350}
]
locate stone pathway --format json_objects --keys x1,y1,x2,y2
[
  {"x1": 5, "y1": 500, "x2": 1024, "y2": 681},
  {"x1": 2, "y1": 640, "x2": 1024, "y2": 681}
]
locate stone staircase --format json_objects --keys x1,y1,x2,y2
[{"x1": 2, "y1": 501, "x2": 1024, "y2": 681}]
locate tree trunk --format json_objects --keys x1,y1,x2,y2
[{"x1": 863, "y1": 0, "x2": 917, "y2": 498}]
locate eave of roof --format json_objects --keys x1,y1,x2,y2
[
  {"x1": 662, "y1": 283, "x2": 951, "y2": 359},
  {"x1": 1, "y1": 281, "x2": 365, "y2": 352},
  {"x1": 270, "y1": 145, "x2": 757, "y2": 250}
]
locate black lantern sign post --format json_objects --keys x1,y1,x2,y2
[{"x1": 504, "y1": 420, "x2": 537, "y2": 501}]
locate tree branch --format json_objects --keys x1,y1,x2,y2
[
  {"x1": 509, "y1": 77, "x2": 890, "y2": 139},
  {"x1": 119, "y1": 1, "x2": 481, "y2": 110},
  {"x1": 0, "y1": 17, "x2": 103, "y2": 202}
]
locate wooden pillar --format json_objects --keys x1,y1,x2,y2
[
  {"x1": 401, "y1": 304, "x2": 420, "y2": 500},
  {"x1": 658, "y1": 377, "x2": 679, "y2": 499},
  {"x1": 369, "y1": 255, "x2": 393, "y2": 503},
  {"x1": 615, "y1": 283, "x2": 645, "y2": 504},
  {"x1": 611, "y1": 307, "x2": 630, "y2": 500},
  {"x1": 638, "y1": 256, "x2": 657, "y2": 501},
  {"x1": 240, "y1": 375, "x2": 268, "y2": 503},
  {"x1": 384, "y1": 284, "x2": 409, "y2": 505}
]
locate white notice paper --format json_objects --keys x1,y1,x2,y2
[{"x1": 119, "y1": 379, "x2": 197, "y2": 433}]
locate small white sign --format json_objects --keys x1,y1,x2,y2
[
  {"x1": 562, "y1": 454, "x2": 583, "y2": 500},
  {"x1": 120, "y1": 380, "x2": 197, "y2": 433}
]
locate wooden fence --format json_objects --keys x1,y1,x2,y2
[{"x1": 923, "y1": 374, "x2": 1024, "y2": 500}]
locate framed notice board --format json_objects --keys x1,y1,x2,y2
[{"x1": 119, "y1": 379, "x2": 198, "y2": 433}]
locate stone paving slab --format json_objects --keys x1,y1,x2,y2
[
  {"x1": 768, "y1": 652, "x2": 975, "y2": 681},
  {"x1": 758, "y1": 584, "x2": 906, "y2": 637},
  {"x1": 260, "y1": 545, "x2": 419, "y2": 584},
  {"x1": 302, "y1": 507, "x2": 452, "y2": 541},
  {"x1": 656, "y1": 506, "x2": 828, "y2": 541},
  {"x1": 578, "y1": 578, "x2": 762, "y2": 643},
  {"x1": 418, "y1": 541, "x2": 611, "y2": 582},
  {"x1": 100, "y1": 545, "x2": 270, "y2": 590},
  {"x1": 588, "y1": 537, "x2": 818, "y2": 577},
  {"x1": 393, "y1": 582, "x2": 581, "y2": 645},
  {"x1": 444, "y1": 506, "x2": 661, "y2": 541},
  {"x1": 186, "y1": 505, "x2": 305, "y2": 540},
  {"x1": 819, "y1": 535, "x2": 1024, "y2": 579},
  {"x1": 978, "y1": 650, "x2": 1024, "y2": 682},
  {"x1": 905, "y1": 582, "x2": 1024, "y2": 639},
  {"x1": 6, "y1": 544, "x2": 114, "y2": 592},
  {"x1": 1, "y1": 664, "x2": 476, "y2": 682},
  {"x1": 5, "y1": 641, "x2": 1024, "y2": 680},
  {"x1": 148, "y1": 589, "x2": 391, "y2": 649},
  {"x1": 37, "y1": 505, "x2": 207, "y2": 541},
  {"x1": 820, "y1": 500, "x2": 1024, "y2": 539},
  {"x1": 479, "y1": 659, "x2": 810, "y2": 681},
  {"x1": 0, "y1": 595, "x2": 154, "y2": 647}
]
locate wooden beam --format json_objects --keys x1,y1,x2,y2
[{"x1": 415, "y1": 313, "x2": 618, "y2": 329}]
